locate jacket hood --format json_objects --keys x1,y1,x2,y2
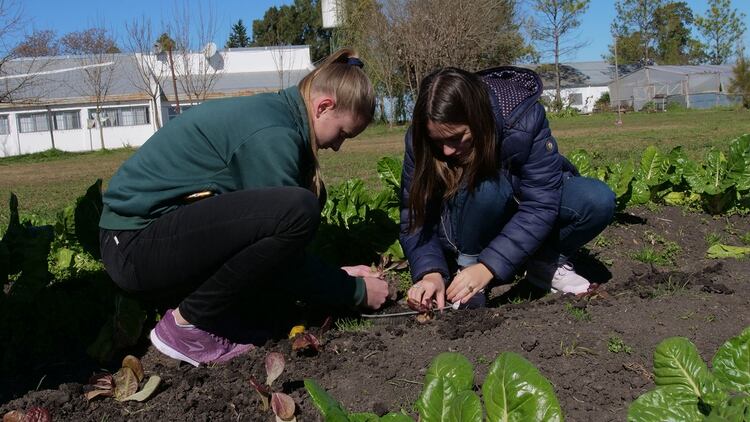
[{"x1": 477, "y1": 66, "x2": 543, "y2": 127}]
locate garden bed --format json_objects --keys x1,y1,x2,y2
[{"x1": 2, "y1": 205, "x2": 750, "y2": 421}]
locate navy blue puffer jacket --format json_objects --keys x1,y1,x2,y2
[{"x1": 399, "y1": 66, "x2": 577, "y2": 283}]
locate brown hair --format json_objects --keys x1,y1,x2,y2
[
  {"x1": 298, "y1": 48, "x2": 375, "y2": 196},
  {"x1": 408, "y1": 67, "x2": 498, "y2": 229}
]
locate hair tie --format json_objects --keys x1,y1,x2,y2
[{"x1": 347, "y1": 57, "x2": 364, "y2": 69}]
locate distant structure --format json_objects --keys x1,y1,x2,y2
[
  {"x1": 321, "y1": 0, "x2": 342, "y2": 29},
  {"x1": 608, "y1": 65, "x2": 741, "y2": 111},
  {"x1": 521, "y1": 61, "x2": 626, "y2": 114},
  {"x1": 0, "y1": 46, "x2": 313, "y2": 157}
]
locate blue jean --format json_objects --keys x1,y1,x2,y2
[{"x1": 446, "y1": 175, "x2": 615, "y2": 268}]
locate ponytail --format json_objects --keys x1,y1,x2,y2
[{"x1": 299, "y1": 48, "x2": 375, "y2": 196}]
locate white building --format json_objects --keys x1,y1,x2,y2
[
  {"x1": 0, "y1": 46, "x2": 313, "y2": 157},
  {"x1": 523, "y1": 61, "x2": 621, "y2": 114}
]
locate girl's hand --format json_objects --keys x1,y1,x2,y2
[
  {"x1": 341, "y1": 264, "x2": 382, "y2": 279},
  {"x1": 446, "y1": 263, "x2": 493, "y2": 305},
  {"x1": 362, "y1": 276, "x2": 389, "y2": 310},
  {"x1": 407, "y1": 272, "x2": 446, "y2": 310}
]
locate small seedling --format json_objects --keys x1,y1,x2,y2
[
  {"x1": 560, "y1": 339, "x2": 597, "y2": 357},
  {"x1": 705, "y1": 232, "x2": 722, "y2": 246},
  {"x1": 249, "y1": 352, "x2": 297, "y2": 422},
  {"x1": 334, "y1": 318, "x2": 373, "y2": 333},
  {"x1": 564, "y1": 302, "x2": 590, "y2": 321},
  {"x1": 290, "y1": 317, "x2": 332, "y2": 355},
  {"x1": 648, "y1": 274, "x2": 691, "y2": 298},
  {"x1": 631, "y1": 241, "x2": 681, "y2": 266},
  {"x1": 84, "y1": 355, "x2": 161, "y2": 402},
  {"x1": 607, "y1": 336, "x2": 633, "y2": 354},
  {"x1": 593, "y1": 234, "x2": 613, "y2": 248}
]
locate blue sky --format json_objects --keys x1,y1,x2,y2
[{"x1": 15, "y1": 0, "x2": 750, "y2": 62}]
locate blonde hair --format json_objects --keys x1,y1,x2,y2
[{"x1": 298, "y1": 48, "x2": 375, "y2": 196}]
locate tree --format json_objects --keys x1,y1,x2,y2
[
  {"x1": 156, "y1": 32, "x2": 181, "y2": 115},
  {"x1": 125, "y1": 16, "x2": 168, "y2": 129},
  {"x1": 729, "y1": 52, "x2": 750, "y2": 108},
  {"x1": 226, "y1": 19, "x2": 250, "y2": 48},
  {"x1": 610, "y1": 0, "x2": 664, "y2": 63},
  {"x1": 60, "y1": 28, "x2": 120, "y2": 55},
  {"x1": 695, "y1": 0, "x2": 747, "y2": 65},
  {"x1": 652, "y1": 2, "x2": 705, "y2": 64},
  {"x1": 168, "y1": 0, "x2": 223, "y2": 104},
  {"x1": 0, "y1": 0, "x2": 45, "y2": 105},
  {"x1": 530, "y1": 0, "x2": 590, "y2": 111},
  {"x1": 251, "y1": 0, "x2": 331, "y2": 62},
  {"x1": 12, "y1": 29, "x2": 59, "y2": 57},
  {"x1": 62, "y1": 25, "x2": 118, "y2": 150}
]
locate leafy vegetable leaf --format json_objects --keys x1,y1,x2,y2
[
  {"x1": 627, "y1": 385, "x2": 703, "y2": 422},
  {"x1": 640, "y1": 145, "x2": 666, "y2": 187},
  {"x1": 483, "y1": 352, "x2": 563, "y2": 422},
  {"x1": 653, "y1": 337, "x2": 727, "y2": 406},
  {"x1": 266, "y1": 352, "x2": 285, "y2": 386},
  {"x1": 417, "y1": 377, "x2": 460, "y2": 422},
  {"x1": 423, "y1": 352, "x2": 474, "y2": 392},
  {"x1": 712, "y1": 326, "x2": 750, "y2": 394},
  {"x1": 377, "y1": 157, "x2": 402, "y2": 192},
  {"x1": 303, "y1": 378, "x2": 350, "y2": 422},
  {"x1": 447, "y1": 390, "x2": 482, "y2": 422},
  {"x1": 706, "y1": 244, "x2": 750, "y2": 259}
]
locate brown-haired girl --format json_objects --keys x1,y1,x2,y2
[
  {"x1": 99, "y1": 48, "x2": 389, "y2": 366},
  {"x1": 402, "y1": 67, "x2": 616, "y2": 310}
]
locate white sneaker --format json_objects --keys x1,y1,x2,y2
[{"x1": 526, "y1": 260, "x2": 590, "y2": 295}]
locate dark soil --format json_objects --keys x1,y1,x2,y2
[{"x1": 3, "y1": 206, "x2": 750, "y2": 421}]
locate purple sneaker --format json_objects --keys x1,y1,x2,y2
[{"x1": 149, "y1": 309, "x2": 255, "y2": 367}]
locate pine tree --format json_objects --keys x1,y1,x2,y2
[{"x1": 226, "y1": 19, "x2": 250, "y2": 48}]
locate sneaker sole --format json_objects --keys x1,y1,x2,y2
[{"x1": 149, "y1": 329, "x2": 201, "y2": 367}]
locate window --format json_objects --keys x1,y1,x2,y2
[
  {"x1": 0, "y1": 115, "x2": 9, "y2": 135},
  {"x1": 53, "y1": 110, "x2": 81, "y2": 130},
  {"x1": 17, "y1": 112, "x2": 49, "y2": 133},
  {"x1": 89, "y1": 106, "x2": 150, "y2": 127},
  {"x1": 568, "y1": 93, "x2": 583, "y2": 106}
]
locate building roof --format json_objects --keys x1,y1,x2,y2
[
  {"x1": 520, "y1": 61, "x2": 642, "y2": 89},
  {"x1": 0, "y1": 48, "x2": 312, "y2": 109}
]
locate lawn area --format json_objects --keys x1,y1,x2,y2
[{"x1": 1, "y1": 108, "x2": 749, "y2": 230}]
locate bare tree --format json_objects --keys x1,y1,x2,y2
[
  {"x1": 12, "y1": 29, "x2": 59, "y2": 57},
  {"x1": 530, "y1": 0, "x2": 590, "y2": 111},
  {"x1": 339, "y1": 0, "x2": 405, "y2": 126},
  {"x1": 63, "y1": 25, "x2": 118, "y2": 150},
  {"x1": 0, "y1": 0, "x2": 47, "y2": 105},
  {"x1": 169, "y1": 0, "x2": 223, "y2": 104},
  {"x1": 390, "y1": 0, "x2": 528, "y2": 96},
  {"x1": 125, "y1": 16, "x2": 168, "y2": 129}
]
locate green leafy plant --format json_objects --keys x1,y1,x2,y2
[
  {"x1": 632, "y1": 232, "x2": 682, "y2": 266},
  {"x1": 564, "y1": 302, "x2": 591, "y2": 321},
  {"x1": 628, "y1": 326, "x2": 750, "y2": 421},
  {"x1": 706, "y1": 244, "x2": 750, "y2": 259},
  {"x1": 608, "y1": 336, "x2": 634, "y2": 354},
  {"x1": 305, "y1": 351, "x2": 563, "y2": 421},
  {"x1": 313, "y1": 157, "x2": 404, "y2": 266}
]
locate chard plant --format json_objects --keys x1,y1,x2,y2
[
  {"x1": 250, "y1": 352, "x2": 297, "y2": 422},
  {"x1": 312, "y1": 157, "x2": 404, "y2": 266},
  {"x1": 628, "y1": 325, "x2": 750, "y2": 421},
  {"x1": 305, "y1": 351, "x2": 563, "y2": 421}
]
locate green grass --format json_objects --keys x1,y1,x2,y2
[
  {"x1": 564, "y1": 302, "x2": 591, "y2": 321},
  {"x1": 631, "y1": 231, "x2": 682, "y2": 266},
  {"x1": 2, "y1": 108, "x2": 749, "y2": 231},
  {"x1": 334, "y1": 317, "x2": 373, "y2": 332}
]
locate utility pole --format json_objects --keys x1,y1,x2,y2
[{"x1": 614, "y1": 35, "x2": 623, "y2": 126}]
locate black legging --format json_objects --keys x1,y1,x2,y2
[{"x1": 99, "y1": 187, "x2": 320, "y2": 331}]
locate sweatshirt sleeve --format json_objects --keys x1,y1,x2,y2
[{"x1": 478, "y1": 103, "x2": 563, "y2": 281}]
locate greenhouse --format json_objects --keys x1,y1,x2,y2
[{"x1": 608, "y1": 64, "x2": 742, "y2": 111}]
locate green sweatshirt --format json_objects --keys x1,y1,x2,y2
[{"x1": 100, "y1": 86, "x2": 366, "y2": 307}]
